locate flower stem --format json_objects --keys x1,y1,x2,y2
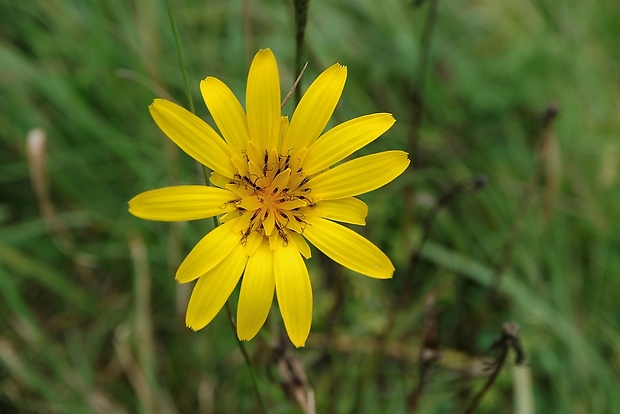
[
  {"x1": 164, "y1": 3, "x2": 267, "y2": 412},
  {"x1": 225, "y1": 302, "x2": 268, "y2": 414},
  {"x1": 293, "y1": 0, "x2": 309, "y2": 104}
]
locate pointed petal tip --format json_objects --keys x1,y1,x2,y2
[
  {"x1": 150, "y1": 98, "x2": 166, "y2": 107},
  {"x1": 236, "y1": 327, "x2": 263, "y2": 343},
  {"x1": 256, "y1": 48, "x2": 274, "y2": 57},
  {"x1": 186, "y1": 323, "x2": 199, "y2": 332},
  {"x1": 327, "y1": 62, "x2": 347, "y2": 75},
  {"x1": 288, "y1": 333, "x2": 308, "y2": 347},
  {"x1": 371, "y1": 112, "x2": 396, "y2": 125},
  {"x1": 377, "y1": 265, "x2": 395, "y2": 279},
  {"x1": 174, "y1": 271, "x2": 186, "y2": 283},
  {"x1": 175, "y1": 266, "x2": 198, "y2": 284},
  {"x1": 253, "y1": 48, "x2": 276, "y2": 63},
  {"x1": 335, "y1": 63, "x2": 347, "y2": 78},
  {"x1": 396, "y1": 150, "x2": 411, "y2": 163},
  {"x1": 366, "y1": 271, "x2": 393, "y2": 280},
  {"x1": 375, "y1": 260, "x2": 396, "y2": 279},
  {"x1": 200, "y1": 76, "x2": 224, "y2": 89}
]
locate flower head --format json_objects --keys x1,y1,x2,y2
[{"x1": 129, "y1": 49, "x2": 409, "y2": 347}]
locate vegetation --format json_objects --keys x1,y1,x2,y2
[{"x1": 1, "y1": 0, "x2": 619, "y2": 412}]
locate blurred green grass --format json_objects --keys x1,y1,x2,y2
[{"x1": 1, "y1": 0, "x2": 620, "y2": 412}]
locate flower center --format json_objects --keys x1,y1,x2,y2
[{"x1": 225, "y1": 145, "x2": 316, "y2": 248}]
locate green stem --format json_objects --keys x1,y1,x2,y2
[
  {"x1": 164, "y1": 3, "x2": 267, "y2": 412},
  {"x1": 225, "y1": 302, "x2": 268, "y2": 414},
  {"x1": 164, "y1": 0, "x2": 194, "y2": 114},
  {"x1": 293, "y1": 0, "x2": 309, "y2": 105}
]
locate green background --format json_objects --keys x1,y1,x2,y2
[{"x1": 1, "y1": 0, "x2": 619, "y2": 412}]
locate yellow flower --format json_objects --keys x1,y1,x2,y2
[{"x1": 129, "y1": 49, "x2": 409, "y2": 347}]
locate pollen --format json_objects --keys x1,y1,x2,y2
[{"x1": 220, "y1": 143, "x2": 316, "y2": 250}]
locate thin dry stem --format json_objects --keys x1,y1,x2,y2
[
  {"x1": 282, "y1": 61, "x2": 308, "y2": 109},
  {"x1": 490, "y1": 103, "x2": 559, "y2": 290},
  {"x1": 464, "y1": 322, "x2": 525, "y2": 414}
]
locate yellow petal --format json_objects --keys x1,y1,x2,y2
[
  {"x1": 246, "y1": 49, "x2": 280, "y2": 151},
  {"x1": 282, "y1": 212, "x2": 304, "y2": 233},
  {"x1": 245, "y1": 140, "x2": 263, "y2": 168},
  {"x1": 302, "y1": 197, "x2": 368, "y2": 225},
  {"x1": 200, "y1": 77, "x2": 249, "y2": 156},
  {"x1": 278, "y1": 115, "x2": 290, "y2": 152},
  {"x1": 237, "y1": 195, "x2": 263, "y2": 211},
  {"x1": 244, "y1": 231, "x2": 263, "y2": 256},
  {"x1": 308, "y1": 150, "x2": 409, "y2": 200},
  {"x1": 248, "y1": 161, "x2": 264, "y2": 184},
  {"x1": 176, "y1": 219, "x2": 242, "y2": 283},
  {"x1": 210, "y1": 172, "x2": 232, "y2": 188},
  {"x1": 271, "y1": 168, "x2": 291, "y2": 193},
  {"x1": 268, "y1": 232, "x2": 286, "y2": 251},
  {"x1": 233, "y1": 209, "x2": 254, "y2": 232},
  {"x1": 186, "y1": 243, "x2": 248, "y2": 330},
  {"x1": 219, "y1": 209, "x2": 240, "y2": 223},
  {"x1": 149, "y1": 99, "x2": 235, "y2": 177},
  {"x1": 128, "y1": 186, "x2": 235, "y2": 221},
  {"x1": 237, "y1": 241, "x2": 275, "y2": 340},
  {"x1": 289, "y1": 232, "x2": 311, "y2": 259},
  {"x1": 279, "y1": 199, "x2": 309, "y2": 210},
  {"x1": 232, "y1": 156, "x2": 250, "y2": 177},
  {"x1": 303, "y1": 216, "x2": 394, "y2": 278},
  {"x1": 226, "y1": 183, "x2": 253, "y2": 199},
  {"x1": 263, "y1": 209, "x2": 276, "y2": 236},
  {"x1": 288, "y1": 64, "x2": 347, "y2": 150},
  {"x1": 274, "y1": 244, "x2": 312, "y2": 347},
  {"x1": 303, "y1": 113, "x2": 396, "y2": 175}
]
